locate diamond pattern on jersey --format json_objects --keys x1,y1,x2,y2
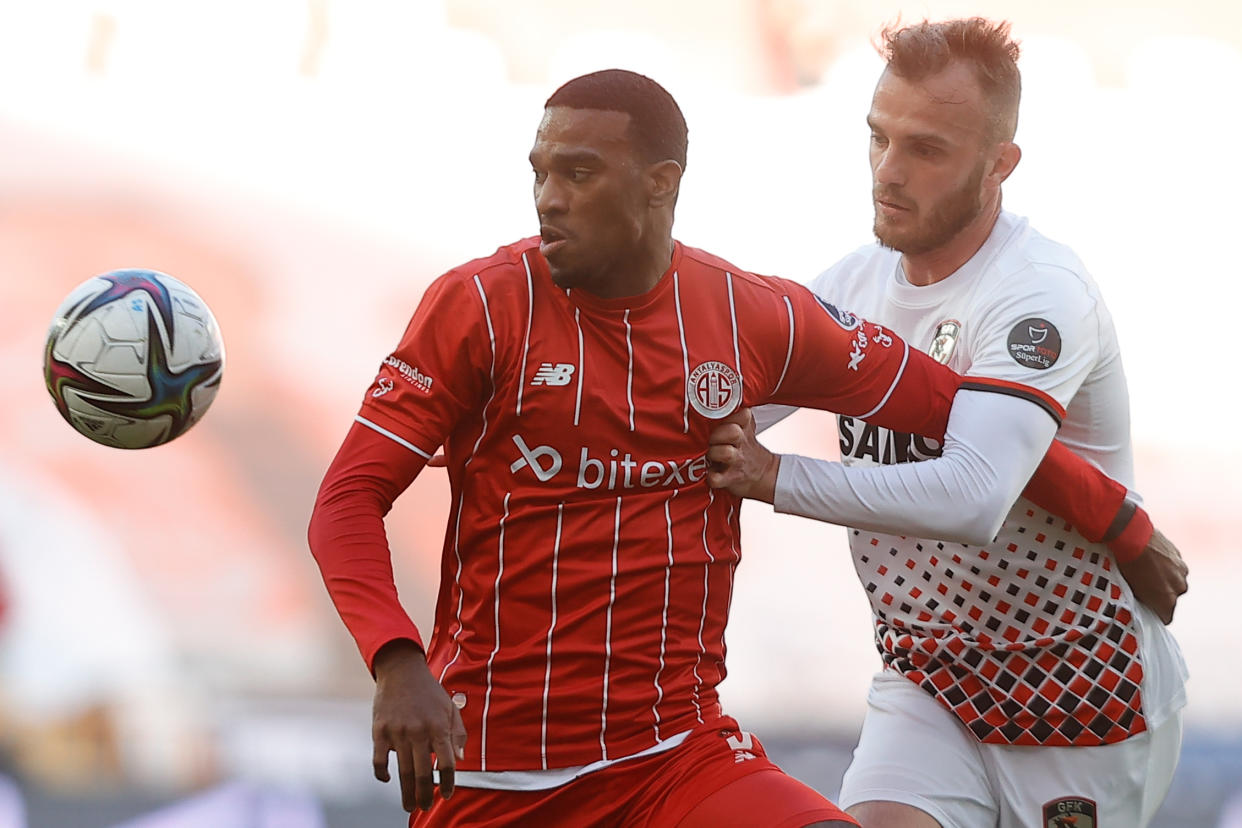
[{"x1": 856, "y1": 506, "x2": 1147, "y2": 747}]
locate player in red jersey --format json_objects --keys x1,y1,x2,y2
[{"x1": 307, "y1": 69, "x2": 1160, "y2": 827}]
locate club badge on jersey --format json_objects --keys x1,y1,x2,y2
[
  {"x1": 687, "y1": 360, "x2": 742, "y2": 419},
  {"x1": 1043, "y1": 797, "x2": 1097, "y2": 828},
  {"x1": 928, "y1": 319, "x2": 962, "y2": 365}
]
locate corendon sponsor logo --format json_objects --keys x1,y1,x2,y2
[
  {"x1": 383, "y1": 355, "x2": 434, "y2": 393},
  {"x1": 508, "y1": 435, "x2": 710, "y2": 490}
]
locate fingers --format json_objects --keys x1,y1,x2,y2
[
  {"x1": 411, "y1": 737, "x2": 434, "y2": 812},
  {"x1": 432, "y1": 733, "x2": 457, "y2": 801},
  {"x1": 374, "y1": 716, "x2": 467, "y2": 812},
  {"x1": 372, "y1": 737, "x2": 391, "y2": 783},
  {"x1": 706, "y1": 423, "x2": 743, "y2": 447},
  {"x1": 395, "y1": 742, "x2": 420, "y2": 812}
]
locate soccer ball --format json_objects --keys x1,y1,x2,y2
[{"x1": 43, "y1": 269, "x2": 225, "y2": 449}]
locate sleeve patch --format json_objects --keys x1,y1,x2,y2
[
  {"x1": 1007, "y1": 318, "x2": 1062, "y2": 370},
  {"x1": 813, "y1": 295, "x2": 861, "y2": 330}
]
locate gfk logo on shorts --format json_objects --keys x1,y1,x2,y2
[
  {"x1": 531, "y1": 362, "x2": 575, "y2": 386},
  {"x1": 688, "y1": 361, "x2": 742, "y2": 419},
  {"x1": 509, "y1": 435, "x2": 709, "y2": 490},
  {"x1": 1042, "y1": 797, "x2": 1096, "y2": 828}
]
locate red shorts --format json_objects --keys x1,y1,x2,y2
[{"x1": 409, "y1": 717, "x2": 856, "y2": 827}]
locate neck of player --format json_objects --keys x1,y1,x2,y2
[
  {"x1": 589, "y1": 227, "x2": 676, "y2": 300},
  {"x1": 901, "y1": 194, "x2": 1004, "y2": 287}
]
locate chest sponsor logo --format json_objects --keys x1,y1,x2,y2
[
  {"x1": 382, "y1": 355, "x2": 434, "y2": 393},
  {"x1": 928, "y1": 318, "x2": 962, "y2": 365},
  {"x1": 813, "y1": 295, "x2": 861, "y2": 330},
  {"x1": 838, "y1": 415, "x2": 942, "y2": 465},
  {"x1": 1042, "y1": 797, "x2": 1096, "y2": 828},
  {"x1": 509, "y1": 434, "x2": 709, "y2": 490},
  {"x1": 1007, "y1": 317, "x2": 1062, "y2": 370},
  {"x1": 688, "y1": 361, "x2": 742, "y2": 419},
  {"x1": 531, "y1": 362, "x2": 575, "y2": 386}
]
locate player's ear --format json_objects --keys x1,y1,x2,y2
[
  {"x1": 647, "y1": 160, "x2": 683, "y2": 207},
  {"x1": 988, "y1": 141, "x2": 1021, "y2": 186}
]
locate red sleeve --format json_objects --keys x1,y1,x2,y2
[
  {"x1": 307, "y1": 271, "x2": 491, "y2": 673},
  {"x1": 766, "y1": 282, "x2": 959, "y2": 437},
  {"x1": 307, "y1": 421, "x2": 430, "y2": 672},
  {"x1": 1023, "y1": 441, "x2": 1153, "y2": 563},
  {"x1": 357, "y1": 271, "x2": 489, "y2": 454},
  {"x1": 770, "y1": 281, "x2": 1152, "y2": 561}
]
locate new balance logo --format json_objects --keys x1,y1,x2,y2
[{"x1": 531, "y1": 363, "x2": 575, "y2": 386}]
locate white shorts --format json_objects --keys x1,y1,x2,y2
[{"x1": 837, "y1": 670, "x2": 1183, "y2": 828}]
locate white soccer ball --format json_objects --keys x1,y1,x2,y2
[{"x1": 43, "y1": 269, "x2": 225, "y2": 449}]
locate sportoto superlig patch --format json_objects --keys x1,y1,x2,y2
[{"x1": 1007, "y1": 317, "x2": 1061, "y2": 370}]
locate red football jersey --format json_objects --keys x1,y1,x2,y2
[{"x1": 315, "y1": 238, "x2": 969, "y2": 771}]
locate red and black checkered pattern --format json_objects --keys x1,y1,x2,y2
[{"x1": 857, "y1": 503, "x2": 1147, "y2": 746}]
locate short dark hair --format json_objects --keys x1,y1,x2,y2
[
  {"x1": 878, "y1": 18, "x2": 1021, "y2": 141},
  {"x1": 545, "y1": 69, "x2": 689, "y2": 170}
]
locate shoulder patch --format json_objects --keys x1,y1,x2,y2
[
  {"x1": 1007, "y1": 317, "x2": 1061, "y2": 370},
  {"x1": 813, "y1": 295, "x2": 861, "y2": 330}
]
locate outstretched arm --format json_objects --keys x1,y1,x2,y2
[{"x1": 706, "y1": 396, "x2": 1187, "y2": 622}]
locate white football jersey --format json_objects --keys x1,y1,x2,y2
[{"x1": 811, "y1": 211, "x2": 1186, "y2": 746}]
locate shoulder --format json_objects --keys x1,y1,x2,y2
[
  {"x1": 809, "y1": 242, "x2": 895, "y2": 296},
  {"x1": 442, "y1": 237, "x2": 540, "y2": 285},
  {"x1": 990, "y1": 215, "x2": 1100, "y2": 306},
  {"x1": 676, "y1": 242, "x2": 796, "y2": 300},
  {"x1": 432, "y1": 237, "x2": 542, "y2": 307}
]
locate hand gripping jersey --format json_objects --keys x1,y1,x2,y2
[
  {"x1": 316, "y1": 238, "x2": 982, "y2": 773},
  {"x1": 813, "y1": 212, "x2": 1187, "y2": 747}
]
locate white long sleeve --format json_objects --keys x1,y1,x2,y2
[
  {"x1": 773, "y1": 390, "x2": 1059, "y2": 545},
  {"x1": 753, "y1": 404, "x2": 798, "y2": 434}
]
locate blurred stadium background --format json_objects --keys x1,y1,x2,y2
[{"x1": 0, "y1": 0, "x2": 1239, "y2": 825}]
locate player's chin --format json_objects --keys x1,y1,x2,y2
[{"x1": 548, "y1": 262, "x2": 585, "y2": 290}]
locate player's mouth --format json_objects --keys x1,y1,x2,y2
[
  {"x1": 540, "y1": 226, "x2": 569, "y2": 258},
  {"x1": 875, "y1": 197, "x2": 912, "y2": 217}
]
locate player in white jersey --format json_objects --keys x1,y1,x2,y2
[{"x1": 705, "y1": 18, "x2": 1188, "y2": 828}]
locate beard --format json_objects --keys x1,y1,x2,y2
[{"x1": 873, "y1": 163, "x2": 986, "y2": 255}]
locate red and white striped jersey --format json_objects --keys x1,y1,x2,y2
[{"x1": 316, "y1": 237, "x2": 972, "y2": 773}]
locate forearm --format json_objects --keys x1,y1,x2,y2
[
  {"x1": 308, "y1": 422, "x2": 428, "y2": 671},
  {"x1": 1024, "y1": 440, "x2": 1151, "y2": 562},
  {"x1": 774, "y1": 392, "x2": 1051, "y2": 545}
]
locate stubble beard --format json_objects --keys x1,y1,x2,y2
[{"x1": 873, "y1": 164, "x2": 986, "y2": 256}]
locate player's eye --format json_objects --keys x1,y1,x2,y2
[
  {"x1": 568, "y1": 167, "x2": 593, "y2": 182},
  {"x1": 532, "y1": 168, "x2": 547, "y2": 185},
  {"x1": 870, "y1": 133, "x2": 888, "y2": 148}
]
